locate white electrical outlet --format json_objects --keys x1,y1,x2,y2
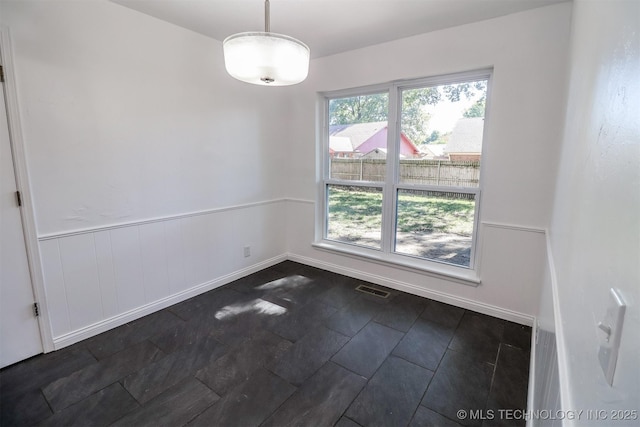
[
  {"x1": 598, "y1": 288, "x2": 626, "y2": 386},
  {"x1": 243, "y1": 246, "x2": 251, "y2": 258}
]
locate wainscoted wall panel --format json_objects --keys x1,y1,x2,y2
[
  {"x1": 38, "y1": 201, "x2": 287, "y2": 346},
  {"x1": 58, "y1": 234, "x2": 104, "y2": 331},
  {"x1": 533, "y1": 329, "x2": 561, "y2": 427},
  {"x1": 286, "y1": 199, "x2": 543, "y2": 324},
  {"x1": 93, "y1": 231, "x2": 119, "y2": 319},
  {"x1": 39, "y1": 240, "x2": 70, "y2": 338},
  {"x1": 110, "y1": 227, "x2": 146, "y2": 313},
  {"x1": 208, "y1": 209, "x2": 236, "y2": 281},
  {"x1": 181, "y1": 214, "x2": 215, "y2": 288},
  {"x1": 163, "y1": 220, "x2": 186, "y2": 296},
  {"x1": 139, "y1": 222, "x2": 171, "y2": 303}
]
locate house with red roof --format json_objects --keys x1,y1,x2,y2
[{"x1": 329, "y1": 121, "x2": 421, "y2": 158}]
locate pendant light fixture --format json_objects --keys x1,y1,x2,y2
[{"x1": 223, "y1": 0, "x2": 310, "y2": 86}]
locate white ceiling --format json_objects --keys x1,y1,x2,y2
[{"x1": 111, "y1": 0, "x2": 567, "y2": 58}]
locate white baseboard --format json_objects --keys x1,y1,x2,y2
[
  {"x1": 52, "y1": 254, "x2": 287, "y2": 349},
  {"x1": 52, "y1": 248, "x2": 536, "y2": 350},
  {"x1": 287, "y1": 252, "x2": 534, "y2": 326}
]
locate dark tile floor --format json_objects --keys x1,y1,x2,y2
[{"x1": 0, "y1": 261, "x2": 531, "y2": 427}]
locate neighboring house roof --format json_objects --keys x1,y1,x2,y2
[
  {"x1": 329, "y1": 122, "x2": 420, "y2": 157},
  {"x1": 421, "y1": 144, "x2": 446, "y2": 158},
  {"x1": 444, "y1": 117, "x2": 485, "y2": 154},
  {"x1": 329, "y1": 136, "x2": 353, "y2": 153},
  {"x1": 329, "y1": 121, "x2": 388, "y2": 151},
  {"x1": 361, "y1": 148, "x2": 406, "y2": 159}
]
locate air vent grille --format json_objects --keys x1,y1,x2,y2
[{"x1": 355, "y1": 284, "x2": 390, "y2": 299}]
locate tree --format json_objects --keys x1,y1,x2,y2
[
  {"x1": 329, "y1": 81, "x2": 488, "y2": 145},
  {"x1": 442, "y1": 80, "x2": 487, "y2": 102},
  {"x1": 401, "y1": 87, "x2": 439, "y2": 145},
  {"x1": 425, "y1": 130, "x2": 441, "y2": 143},
  {"x1": 463, "y1": 99, "x2": 486, "y2": 118},
  {"x1": 329, "y1": 94, "x2": 388, "y2": 125}
]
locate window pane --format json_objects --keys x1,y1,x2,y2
[
  {"x1": 399, "y1": 80, "x2": 487, "y2": 186},
  {"x1": 394, "y1": 189, "x2": 476, "y2": 267},
  {"x1": 328, "y1": 93, "x2": 388, "y2": 182},
  {"x1": 327, "y1": 184, "x2": 383, "y2": 249}
]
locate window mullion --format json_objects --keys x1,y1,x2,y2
[{"x1": 381, "y1": 86, "x2": 400, "y2": 254}]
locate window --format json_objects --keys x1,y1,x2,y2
[{"x1": 317, "y1": 70, "x2": 491, "y2": 275}]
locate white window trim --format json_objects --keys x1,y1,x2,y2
[{"x1": 314, "y1": 69, "x2": 493, "y2": 286}]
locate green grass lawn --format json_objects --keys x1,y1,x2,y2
[
  {"x1": 327, "y1": 187, "x2": 383, "y2": 247},
  {"x1": 328, "y1": 186, "x2": 475, "y2": 238},
  {"x1": 396, "y1": 190, "x2": 475, "y2": 236}
]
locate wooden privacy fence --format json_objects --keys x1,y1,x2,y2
[{"x1": 331, "y1": 159, "x2": 481, "y2": 187}]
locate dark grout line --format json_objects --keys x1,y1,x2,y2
[
  {"x1": 342, "y1": 416, "x2": 364, "y2": 426},
  {"x1": 39, "y1": 386, "x2": 55, "y2": 416},
  {"x1": 487, "y1": 343, "x2": 504, "y2": 395},
  {"x1": 388, "y1": 352, "x2": 436, "y2": 374}
]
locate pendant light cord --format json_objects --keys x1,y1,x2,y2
[{"x1": 265, "y1": 0, "x2": 270, "y2": 33}]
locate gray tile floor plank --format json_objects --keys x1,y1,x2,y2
[
  {"x1": 39, "y1": 382, "x2": 138, "y2": 427},
  {"x1": 42, "y1": 341, "x2": 164, "y2": 411},
  {"x1": 421, "y1": 300, "x2": 465, "y2": 329},
  {"x1": 294, "y1": 265, "x2": 355, "y2": 288},
  {"x1": 270, "y1": 325, "x2": 350, "y2": 385},
  {"x1": 1, "y1": 346, "x2": 96, "y2": 425},
  {"x1": 226, "y1": 268, "x2": 291, "y2": 295},
  {"x1": 122, "y1": 334, "x2": 226, "y2": 404},
  {"x1": 187, "y1": 368, "x2": 296, "y2": 427},
  {"x1": 393, "y1": 318, "x2": 455, "y2": 370},
  {"x1": 262, "y1": 362, "x2": 367, "y2": 427},
  {"x1": 421, "y1": 350, "x2": 494, "y2": 427},
  {"x1": 2, "y1": 262, "x2": 530, "y2": 427},
  {"x1": 346, "y1": 356, "x2": 433, "y2": 427},
  {"x1": 374, "y1": 293, "x2": 427, "y2": 332},
  {"x1": 111, "y1": 378, "x2": 219, "y2": 427},
  {"x1": 501, "y1": 323, "x2": 532, "y2": 351},
  {"x1": 409, "y1": 406, "x2": 464, "y2": 427},
  {"x1": 448, "y1": 312, "x2": 504, "y2": 364},
  {"x1": 0, "y1": 346, "x2": 97, "y2": 396},
  {"x1": 267, "y1": 300, "x2": 337, "y2": 342},
  {"x1": 275, "y1": 278, "x2": 331, "y2": 308},
  {"x1": 335, "y1": 417, "x2": 363, "y2": 427},
  {"x1": 0, "y1": 388, "x2": 52, "y2": 426},
  {"x1": 331, "y1": 322, "x2": 404, "y2": 378},
  {"x1": 483, "y1": 344, "x2": 530, "y2": 427},
  {"x1": 167, "y1": 288, "x2": 246, "y2": 322},
  {"x1": 208, "y1": 297, "x2": 288, "y2": 346},
  {"x1": 149, "y1": 313, "x2": 221, "y2": 354},
  {"x1": 195, "y1": 329, "x2": 291, "y2": 395},
  {"x1": 316, "y1": 282, "x2": 360, "y2": 309},
  {"x1": 85, "y1": 310, "x2": 183, "y2": 360},
  {"x1": 245, "y1": 274, "x2": 321, "y2": 311},
  {"x1": 270, "y1": 260, "x2": 307, "y2": 275},
  {"x1": 325, "y1": 296, "x2": 384, "y2": 336}
]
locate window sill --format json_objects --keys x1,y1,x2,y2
[{"x1": 311, "y1": 240, "x2": 481, "y2": 287}]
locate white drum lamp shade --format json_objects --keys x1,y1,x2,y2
[
  {"x1": 222, "y1": 0, "x2": 310, "y2": 86},
  {"x1": 223, "y1": 32, "x2": 310, "y2": 86}
]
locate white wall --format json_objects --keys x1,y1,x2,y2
[
  {"x1": 0, "y1": 0, "x2": 291, "y2": 346},
  {"x1": 2, "y1": 0, "x2": 291, "y2": 235},
  {"x1": 285, "y1": 4, "x2": 572, "y2": 322},
  {"x1": 549, "y1": 0, "x2": 639, "y2": 422}
]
